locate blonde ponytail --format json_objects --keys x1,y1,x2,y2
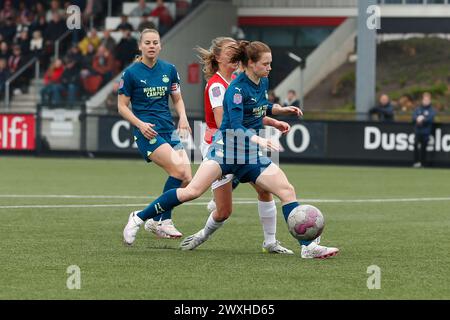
[{"x1": 195, "y1": 37, "x2": 236, "y2": 80}]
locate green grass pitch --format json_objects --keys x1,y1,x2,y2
[{"x1": 0, "y1": 156, "x2": 449, "y2": 299}]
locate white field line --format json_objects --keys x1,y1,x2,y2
[
  {"x1": 0, "y1": 194, "x2": 213, "y2": 200},
  {"x1": 0, "y1": 202, "x2": 255, "y2": 209},
  {"x1": 0, "y1": 195, "x2": 450, "y2": 209}
]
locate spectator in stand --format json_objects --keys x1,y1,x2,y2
[
  {"x1": 63, "y1": 1, "x2": 72, "y2": 17},
  {"x1": 399, "y1": 94, "x2": 414, "y2": 112},
  {"x1": 8, "y1": 44, "x2": 30, "y2": 94},
  {"x1": 15, "y1": 10, "x2": 32, "y2": 39},
  {"x1": 40, "y1": 58, "x2": 64, "y2": 106},
  {"x1": 116, "y1": 14, "x2": 134, "y2": 32},
  {"x1": 100, "y1": 29, "x2": 116, "y2": 53},
  {"x1": 46, "y1": 0, "x2": 65, "y2": 22},
  {"x1": 115, "y1": 28, "x2": 138, "y2": 69},
  {"x1": 82, "y1": 0, "x2": 92, "y2": 23},
  {"x1": 62, "y1": 0, "x2": 71, "y2": 20},
  {"x1": 1, "y1": 16, "x2": 17, "y2": 43},
  {"x1": 268, "y1": 89, "x2": 280, "y2": 104},
  {"x1": 0, "y1": 58, "x2": 10, "y2": 98},
  {"x1": 83, "y1": 0, "x2": 104, "y2": 27},
  {"x1": 7, "y1": 45, "x2": 24, "y2": 74},
  {"x1": 412, "y1": 92, "x2": 436, "y2": 168},
  {"x1": 33, "y1": 1, "x2": 47, "y2": 19},
  {"x1": 137, "y1": 14, "x2": 156, "y2": 32},
  {"x1": 105, "y1": 80, "x2": 120, "y2": 114},
  {"x1": 32, "y1": 1, "x2": 47, "y2": 19},
  {"x1": 0, "y1": 41, "x2": 10, "y2": 60},
  {"x1": 0, "y1": 0, "x2": 16, "y2": 22},
  {"x1": 55, "y1": 57, "x2": 81, "y2": 107},
  {"x1": 369, "y1": 94, "x2": 394, "y2": 122},
  {"x1": 29, "y1": 14, "x2": 48, "y2": 37},
  {"x1": 150, "y1": 0, "x2": 173, "y2": 35},
  {"x1": 92, "y1": 45, "x2": 115, "y2": 86},
  {"x1": 65, "y1": 44, "x2": 83, "y2": 66},
  {"x1": 44, "y1": 12, "x2": 67, "y2": 53},
  {"x1": 30, "y1": 30, "x2": 44, "y2": 58},
  {"x1": 282, "y1": 89, "x2": 300, "y2": 108},
  {"x1": 78, "y1": 28, "x2": 101, "y2": 56},
  {"x1": 130, "y1": 0, "x2": 153, "y2": 17},
  {"x1": 17, "y1": 1, "x2": 32, "y2": 24},
  {"x1": 16, "y1": 30, "x2": 30, "y2": 56},
  {"x1": 175, "y1": 0, "x2": 190, "y2": 22},
  {"x1": 80, "y1": 42, "x2": 96, "y2": 79}
]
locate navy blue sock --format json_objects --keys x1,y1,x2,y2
[
  {"x1": 282, "y1": 202, "x2": 299, "y2": 222},
  {"x1": 153, "y1": 176, "x2": 183, "y2": 222},
  {"x1": 231, "y1": 177, "x2": 240, "y2": 190},
  {"x1": 137, "y1": 189, "x2": 182, "y2": 221},
  {"x1": 282, "y1": 202, "x2": 312, "y2": 246}
]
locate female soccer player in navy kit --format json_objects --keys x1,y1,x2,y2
[
  {"x1": 185, "y1": 36, "x2": 293, "y2": 254},
  {"x1": 123, "y1": 40, "x2": 339, "y2": 259},
  {"x1": 118, "y1": 28, "x2": 191, "y2": 239}
]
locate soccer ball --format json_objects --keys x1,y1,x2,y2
[{"x1": 287, "y1": 205, "x2": 325, "y2": 241}]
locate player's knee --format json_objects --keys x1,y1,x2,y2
[
  {"x1": 256, "y1": 189, "x2": 272, "y2": 202},
  {"x1": 215, "y1": 204, "x2": 232, "y2": 221},
  {"x1": 279, "y1": 183, "x2": 296, "y2": 202},
  {"x1": 183, "y1": 171, "x2": 192, "y2": 184},
  {"x1": 183, "y1": 186, "x2": 202, "y2": 201},
  {"x1": 171, "y1": 167, "x2": 191, "y2": 183}
]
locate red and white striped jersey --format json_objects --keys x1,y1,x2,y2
[{"x1": 203, "y1": 72, "x2": 230, "y2": 144}]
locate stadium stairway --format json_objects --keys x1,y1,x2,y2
[
  {"x1": 274, "y1": 17, "x2": 357, "y2": 102},
  {"x1": 1, "y1": 79, "x2": 42, "y2": 113}
]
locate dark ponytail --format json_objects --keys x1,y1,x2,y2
[{"x1": 229, "y1": 40, "x2": 271, "y2": 67}]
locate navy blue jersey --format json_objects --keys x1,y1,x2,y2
[
  {"x1": 412, "y1": 105, "x2": 436, "y2": 136},
  {"x1": 221, "y1": 72, "x2": 273, "y2": 136},
  {"x1": 118, "y1": 59, "x2": 180, "y2": 133}
]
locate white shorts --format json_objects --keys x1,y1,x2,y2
[{"x1": 200, "y1": 139, "x2": 234, "y2": 190}]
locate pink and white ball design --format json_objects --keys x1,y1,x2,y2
[{"x1": 287, "y1": 205, "x2": 325, "y2": 241}]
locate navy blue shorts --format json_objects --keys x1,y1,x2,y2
[
  {"x1": 205, "y1": 135, "x2": 272, "y2": 184},
  {"x1": 135, "y1": 131, "x2": 184, "y2": 163}
]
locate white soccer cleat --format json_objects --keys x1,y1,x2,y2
[
  {"x1": 144, "y1": 218, "x2": 159, "y2": 233},
  {"x1": 144, "y1": 218, "x2": 170, "y2": 239},
  {"x1": 179, "y1": 229, "x2": 209, "y2": 250},
  {"x1": 314, "y1": 236, "x2": 321, "y2": 244},
  {"x1": 301, "y1": 241, "x2": 339, "y2": 259},
  {"x1": 157, "y1": 219, "x2": 183, "y2": 239},
  {"x1": 262, "y1": 240, "x2": 294, "y2": 255},
  {"x1": 123, "y1": 211, "x2": 144, "y2": 245},
  {"x1": 207, "y1": 199, "x2": 216, "y2": 213}
]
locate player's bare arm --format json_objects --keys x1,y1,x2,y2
[
  {"x1": 271, "y1": 104, "x2": 303, "y2": 117},
  {"x1": 262, "y1": 116, "x2": 290, "y2": 134}
]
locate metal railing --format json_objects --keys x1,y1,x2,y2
[
  {"x1": 232, "y1": 0, "x2": 449, "y2": 6},
  {"x1": 232, "y1": 0, "x2": 358, "y2": 7},
  {"x1": 379, "y1": 0, "x2": 449, "y2": 4},
  {"x1": 297, "y1": 110, "x2": 450, "y2": 122},
  {"x1": 4, "y1": 57, "x2": 40, "y2": 111},
  {"x1": 107, "y1": 0, "x2": 112, "y2": 16},
  {"x1": 54, "y1": 29, "x2": 72, "y2": 61}
]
